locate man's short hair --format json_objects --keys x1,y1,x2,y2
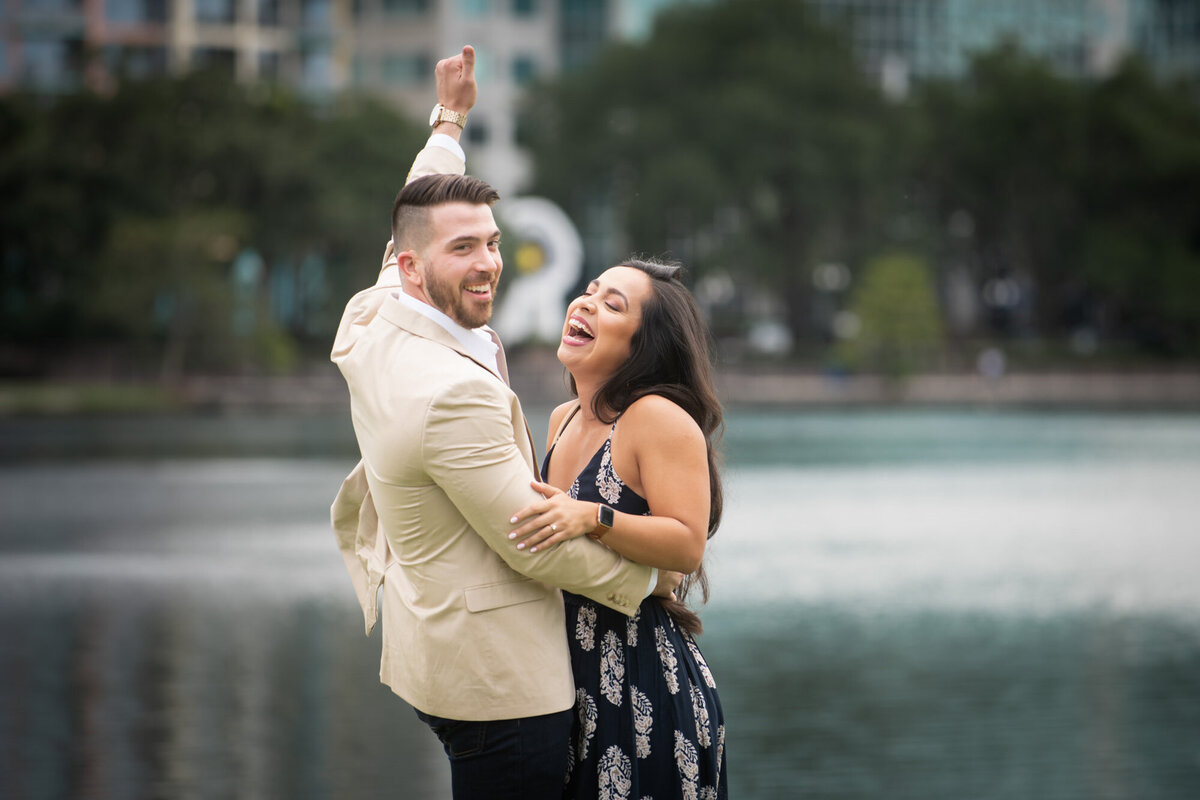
[{"x1": 392, "y1": 174, "x2": 501, "y2": 252}]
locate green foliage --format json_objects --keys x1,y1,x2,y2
[
  {"x1": 524, "y1": 6, "x2": 1200, "y2": 360},
  {"x1": 893, "y1": 46, "x2": 1200, "y2": 356},
  {"x1": 1078, "y1": 59, "x2": 1200, "y2": 352},
  {"x1": 91, "y1": 208, "x2": 249, "y2": 378},
  {"x1": 837, "y1": 252, "x2": 945, "y2": 377},
  {"x1": 0, "y1": 72, "x2": 423, "y2": 376},
  {"x1": 521, "y1": 0, "x2": 898, "y2": 340},
  {"x1": 4, "y1": 5, "x2": 1200, "y2": 376}
]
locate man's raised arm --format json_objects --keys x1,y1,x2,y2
[{"x1": 406, "y1": 45, "x2": 476, "y2": 183}]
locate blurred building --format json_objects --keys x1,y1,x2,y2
[
  {"x1": 1134, "y1": 0, "x2": 1200, "y2": 83},
  {"x1": 808, "y1": 0, "x2": 1200, "y2": 98},
  {"x1": 1, "y1": 0, "x2": 1195, "y2": 189},
  {"x1": 0, "y1": 0, "x2": 699, "y2": 194}
]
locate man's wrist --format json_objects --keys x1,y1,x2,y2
[
  {"x1": 432, "y1": 120, "x2": 466, "y2": 141},
  {"x1": 429, "y1": 103, "x2": 469, "y2": 142},
  {"x1": 645, "y1": 567, "x2": 658, "y2": 599},
  {"x1": 430, "y1": 103, "x2": 467, "y2": 128}
]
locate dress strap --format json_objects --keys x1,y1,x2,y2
[{"x1": 550, "y1": 403, "x2": 583, "y2": 448}]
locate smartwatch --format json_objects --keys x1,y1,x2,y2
[{"x1": 590, "y1": 504, "x2": 615, "y2": 540}]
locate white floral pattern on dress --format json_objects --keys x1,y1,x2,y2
[
  {"x1": 655, "y1": 626, "x2": 680, "y2": 694},
  {"x1": 576, "y1": 687, "x2": 598, "y2": 763},
  {"x1": 690, "y1": 682, "x2": 712, "y2": 748},
  {"x1": 577, "y1": 604, "x2": 598, "y2": 651},
  {"x1": 686, "y1": 636, "x2": 716, "y2": 688},
  {"x1": 596, "y1": 437, "x2": 624, "y2": 503},
  {"x1": 630, "y1": 685, "x2": 654, "y2": 759},
  {"x1": 716, "y1": 724, "x2": 725, "y2": 783},
  {"x1": 601, "y1": 629, "x2": 625, "y2": 705},
  {"x1": 626, "y1": 608, "x2": 640, "y2": 647},
  {"x1": 599, "y1": 745, "x2": 632, "y2": 800},
  {"x1": 674, "y1": 730, "x2": 699, "y2": 800}
]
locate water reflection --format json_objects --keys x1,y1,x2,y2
[
  {"x1": 702, "y1": 605, "x2": 1200, "y2": 799},
  {"x1": 2, "y1": 411, "x2": 1200, "y2": 799},
  {"x1": 3, "y1": 587, "x2": 450, "y2": 800}
]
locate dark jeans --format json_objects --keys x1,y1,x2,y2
[{"x1": 415, "y1": 707, "x2": 573, "y2": 800}]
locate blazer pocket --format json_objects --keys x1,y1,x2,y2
[{"x1": 464, "y1": 578, "x2": 548, "y2": 613}]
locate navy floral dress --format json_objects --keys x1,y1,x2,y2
[{"x1": 543, "y1": 414, "x2": 727, "y2": 800}]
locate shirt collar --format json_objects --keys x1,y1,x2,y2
[{"x1": 391, "y1": 287, "x2": 500, "y2": 377}]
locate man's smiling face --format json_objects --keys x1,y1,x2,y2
[{"x1": 412, "y1": 201, "x2": 503, "y2": 329}]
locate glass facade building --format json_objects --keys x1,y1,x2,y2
[
  {"x1": 1, "y1": 0, "x2": 1194, "y2": 188},
  {"x1": 805, "y1": 0, "x2": 1196, "y2": 97}
]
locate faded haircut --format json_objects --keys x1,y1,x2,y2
[{"x1": 391, "y1": 173, "x2": 501, "y2": 252}]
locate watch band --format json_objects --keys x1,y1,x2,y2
[{"x1": 429, "y1": 103, "x2": 468, "y2": 129}]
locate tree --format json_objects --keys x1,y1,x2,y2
[
  {"x1": 836, "y1": 251, "x2": 944, "y2": 378},
  {"x1": 909, "y1": 43, "x2": 1088, "y2": 342},
  {"x1": 910, "y1": 47, "x2": 1200, "y2": 356},
  {"x1": 520, "y1": 0, "x2": 898, "y2": 345},
  {"x1": 0, "y1": 72, "x2": 424, "y2": 376},
  {"x1": 1080, "y1": 59, "x2": 1200, "y2": 354}
]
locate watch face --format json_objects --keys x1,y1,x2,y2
[
  {"x1": 599, "y1": 505, "x2": 615, "y2": 528},
  {"x1": 429, "y1": 105, "x2": 442, "y2": 126}
]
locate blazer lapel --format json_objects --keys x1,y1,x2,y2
[
  {"x1": 487, "y1": 327, "x2": 542, "y2": 480},
  {"x1": 486, "y1": 327, "x2": 510, "y2": 385},
  {"x1": 378, "y1": 295, "x2": 542, "y2": 477},
  {"x1": 378, "y1": 293, "x2": 494, "y2": 374}
]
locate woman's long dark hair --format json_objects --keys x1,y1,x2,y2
[{"x1": 569, "y1": 258, "x2": 723, "y2": 634}]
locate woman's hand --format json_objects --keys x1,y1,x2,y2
[{"x1": 508, "y1": 481, "x2": 598, "y2": 553}]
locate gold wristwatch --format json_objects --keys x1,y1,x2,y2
[{"x1": 429, "y1": 103, "x2": 468, "y2": 129}]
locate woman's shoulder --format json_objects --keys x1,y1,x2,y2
[
  {"x1": 625, "y1": 392, "x2": 690, "y2": 417},
  {"x1": 622, "y1": 393, "x2": 702, "y2": 443},
  {"x1": 545, "y1": 400, "x2": 580, "y2": 449},
  {"x1": 549, "y1": 399, "x2": 579, "y2": 426}
]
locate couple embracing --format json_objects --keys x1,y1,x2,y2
[{"x1": 331, "y1": 46, "x2": 727, "y2": 800}]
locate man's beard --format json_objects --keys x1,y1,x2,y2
[{"x1": 423, "y1": 265, "x2": 494, "y2": 329}]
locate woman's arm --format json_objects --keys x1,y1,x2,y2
[{"x1": 509, "y1": 395, "x2": 710, "y2": 574}]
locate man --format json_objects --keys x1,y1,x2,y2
[{"x1": 330, "y1": 46, "x2": 677, "y2": 799}]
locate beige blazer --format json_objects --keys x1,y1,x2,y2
[{"x1": 330, "y1": 142, "x2": 653, "y2": 721}]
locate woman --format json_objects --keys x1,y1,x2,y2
[{"x1": 508, "y1": 258, "x2": 727, "y2": 799}]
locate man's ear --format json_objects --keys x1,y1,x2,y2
[{"x1": 396, "y1": 249, "x2": 422, "y2": 286}]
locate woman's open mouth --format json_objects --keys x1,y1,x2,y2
[{"x1": 563, "y1": 316, "x2": 594, "y2": 345}]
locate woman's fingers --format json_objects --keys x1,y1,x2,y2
[
  {"x1": 531, "y1": 479, "x2": 563, "y2": 498},
  {"x1": 516, "y1": 524, "x2": 559, "y2": 551},
  {"x1": 509, "y1": 515, "x2": 569, "y2": 552},
  {"x1": 508, "y1": 486, "x2": 583, "y2": 552},
  {"x1": 509, "y1": 499, "x2": 548, "y2": 526},
  {"x1": 508, "y1": 502, "x2": 557, "y2": 545}
]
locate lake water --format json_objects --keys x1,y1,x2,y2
[{"x1": 2, "y1": 409, "x2": 1199, "y2": 799}]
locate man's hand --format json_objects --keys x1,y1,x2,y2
[
  {"x1": 652, "y1": 570, "x2": 684, "y2": 601},
  {"x1": 436, "y1": 45, "x2": 477, "y2": 118}
]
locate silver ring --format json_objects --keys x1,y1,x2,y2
[{"x1": 551, "y1": 523, "x2": 558, "y2": 532}]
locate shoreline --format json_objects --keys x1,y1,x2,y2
[{"x1": 2, "y1": 362, "x2": 1199, "y2": 416}]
